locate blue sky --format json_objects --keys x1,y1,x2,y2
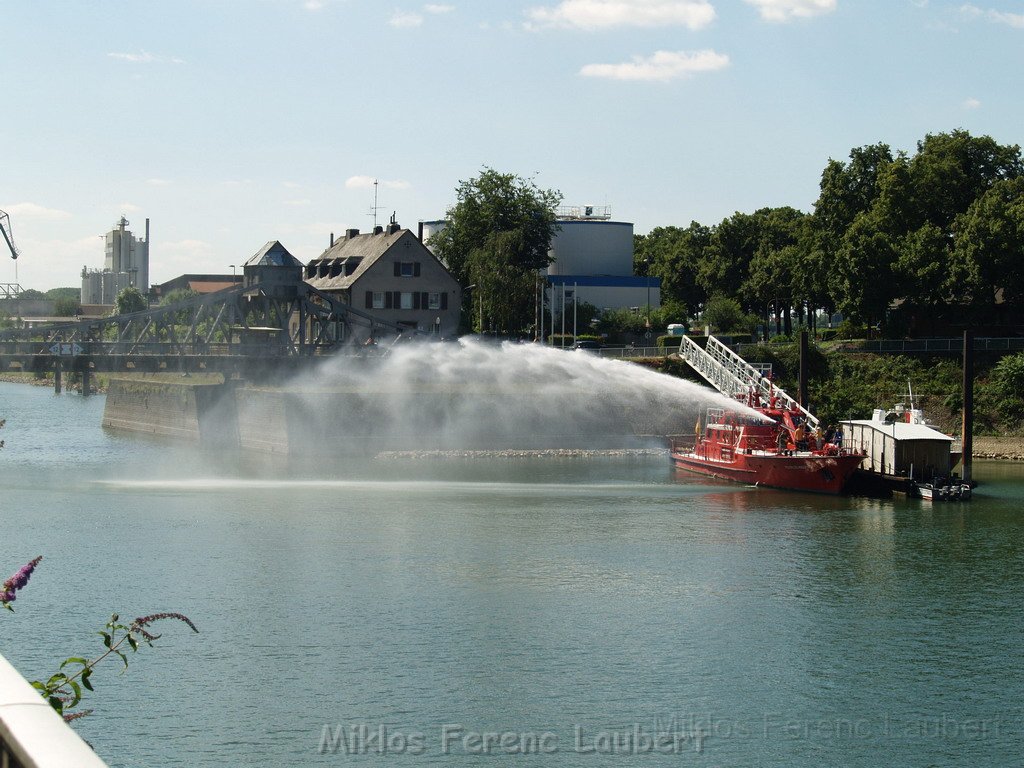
[{"x1": 2, "y1": 0, "x2": 1022, "y2": 290}]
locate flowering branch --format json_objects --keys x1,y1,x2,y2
[
  {"x1": 32, "y1": 612, "x2": 199, "y2": 717},
  {"x1": 1, "y1": 555, "x2": 41, "y2": 610},
  {"x1": 3, "y1": 556, "x2": 198, "y2": 719}
]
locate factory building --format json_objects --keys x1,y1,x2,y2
[{"x1": 81, "y1": 216, "x2": 151, "y2": 305}]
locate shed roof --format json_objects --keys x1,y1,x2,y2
[{"x1": 842, "y1": 419, "x2": 954, "y2": 442}]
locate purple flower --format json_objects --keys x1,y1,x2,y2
[
  {"x1": 1, "y1": 556, "x2": 42, "y2": 605},
  {"x1": 131, "y1": 612, "x2": 199, "y2": 635}
]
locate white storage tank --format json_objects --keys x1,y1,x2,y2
[{"x1": 547, "y1": 219, "x2": 634, "y2": 277}]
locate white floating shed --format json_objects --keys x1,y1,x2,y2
[{"x1": 841, "y1": 418, "x2": 956, "y2": 480}]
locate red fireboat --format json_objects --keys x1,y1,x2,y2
[{"x1": 669, "y1": 335, "x2": 864, "y2": 495}]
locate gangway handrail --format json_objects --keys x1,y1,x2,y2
[{"x1": 673, "y1": 334, "x2": 819, "y2": 428}]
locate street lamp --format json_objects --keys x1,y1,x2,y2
[
  {"x1": 644, "y1": 257, "x2": 651, "y2": 321},
  {"x1": 463, "y1": 284, "x2": 482, "y2": 334},
  {"x1": 230, "y1": 264, "x2": 237, "y2": 278}
]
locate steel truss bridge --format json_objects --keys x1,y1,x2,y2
[{"x1": 0, "y1": 279, "x2": 428, "y2": 393}]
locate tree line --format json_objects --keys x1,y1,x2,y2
[
  {"x1": 432, "y1": 132, "x2": 1024, "y2": 339},
  {"x1": 635, "y1": 129, "x2": 1024, "y2": 336}
]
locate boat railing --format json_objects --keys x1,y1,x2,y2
[{"x1": 0, "y1": 651, "x2": 110, "y2": 767}]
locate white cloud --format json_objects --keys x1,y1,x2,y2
[
  {"x1": 345, "y1": 176, "x2": 411, "y2": 190},
  {"x1": 963, "y1": 97, "x2": 981, "y2": 109},
  {"x1": 346, "y1": 176, "x2": 377, "y2": 189},
  {"x1": 389, "y1": 10, "x2": 424, "y2": 27},
  {"x1": 116, "y1": 203, "x2": 143, "y2": 214},
  {"x1": 107, "y1": 50, "x2": 184, "y2": 64},
  {"x1": 525, "y1": 0, "x2": 715, "y2": 31},
  {"x1": 304, "y1": 0, "x2": 326, "y2": 9},
  {"x1": 1, "y1": 202, "x2": 72, "y2": 221},
  {"x1": 424, "y1": 3, "x2": 455, "y2": 13},
  {"x1": 986, "y1": 9, "x2": 1024, "y2": 27},
  {"x1": 580, "y1": 49, "x2": 729, "y2": 82},
  {"x1": 960, "y1": 4, "x2": 1024, "y2": 27},
  {"x1": 146, "y1": 178, "x2": 172, "y2": 187},
  {"x1": 744, "y1": 0, "x2": 836, "y2": 22}
]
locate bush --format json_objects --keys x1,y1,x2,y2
[
  {"x1": 54, "y1": 296, "x2": 79, "y2": 316},
  {"x1": 835, "y1": 320, "x2": 868, "y2": 340},
  {"x1": 991, "y1": 353, "x2": 1024, "y2": 422}
]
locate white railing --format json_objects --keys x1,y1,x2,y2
[
  {"x1": 674, "y1": 335, "x2": 819, "y2": 428},
  {"x1": 0, "y1": 652, "x2": 109, "y2": 768}
]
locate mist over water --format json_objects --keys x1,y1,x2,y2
[{"x1": 276, "y1": 338, "x2": 762, "y2": 452}]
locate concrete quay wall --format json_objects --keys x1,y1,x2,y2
[
  {"x1": 102, "y1": 375, "x2": 688, "y2": 454},
  {"x1": 103, "y1": 375, "x2": 214, "y2": 441}
]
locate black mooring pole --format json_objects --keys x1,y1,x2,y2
[
  {"x1": 961, "y1": 330, "x2": 974, "y2": 484},
  {"x1": 798, "y1": 330, "x2": 809, "y2": 409}
]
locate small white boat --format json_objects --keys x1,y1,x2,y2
[{"x1": 913, "y1": 479, "x2": 972, "y2": 501}]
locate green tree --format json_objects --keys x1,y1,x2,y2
[
  {"x1": 830, "y1": 210, "x2": 899, "y2": 327},
  {"x1": 909, "y1": 129, "x2": 1024, "y2": 232},
  {"x1": 738, "y1": 207, "x2": 807, "y2": 334},
  {"x1": 700, "y1": 294, "x2": 755, "y2": 334},
  {"x1": 813, "y1": 143, "x2": 897, "y2": 247},
  {"x1": 45, "y1": 287, "x2": 81, "y2": 301},
  {"x1": 950, "y1": 177, "x2": 1024, "y2": 313},
  {"x1": 113, "y1": 286, "x2": 147, "y2": 315},
  {"x1": 159, "y1": 288, "x2": 199, "y2": 306},
  {"x1": 698, "y1": 212, "x2": 763, "y2": 307},
  {"x1": 53, "y1": 295, "x2": 79, "y2": 316},
  {"x1": 633, "y1": 223, "x2": 710, "y2": 319},
  {"x1": 429, "y1": 169, "x2": 561, "y2": 334}
]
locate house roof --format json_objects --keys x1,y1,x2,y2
[
  {"x1": 244, "y1": 240, "x2": 303, "y2": 268},
  {"x1": 189, "y1": 280, "x2": 237, "y2": 293},
  {"x1": 306, "y1": 228, "x2": 433, "y2": 290}
]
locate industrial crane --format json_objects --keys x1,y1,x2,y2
[{"x1": 0, "y1": 209, "x2": 18, "y2": 260}]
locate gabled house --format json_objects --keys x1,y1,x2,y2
[{"x1": 304, "y1": 219, "x2": 462, "y2": 341}]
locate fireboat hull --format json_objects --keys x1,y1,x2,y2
[{"x1": 670, "y1": 449, "x2": 864, "y2": 495}]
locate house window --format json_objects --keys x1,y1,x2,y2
[
  {"x1": 428, "y1": 293, "x2": 441, "y2": 310},
  {"x1": 395, "y1": 261, "x2": 421, "y2": 277},
  {"x1": 400, "y1": 292, "x2": 414, "y2": 309},
  {"x1": 372, "y1": 292, "x2": 385, "y2": 309}
]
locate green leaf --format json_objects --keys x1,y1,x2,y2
[
  {"x1": 60, "y1": 657, "x2": 89, "y2": 669},
  {"x1": 48, "y1": 696, "x2": 64, "y2": 715},
  {"x1": 127, "y1": 634, "x2": 138, "y2": 652},
  {"x1": 47, "y1": 672, "x2": 67, "y2": 688},
  {"x1": 81, "y1": 669, "x2": 94, "y2": 691},
  {"x1": 99, "y1": 631, "x2": 112, "y2": 648}
]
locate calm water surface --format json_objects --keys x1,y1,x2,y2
[{"x1": 1, "y1": 382, "x2": 1023, "y2": 767}]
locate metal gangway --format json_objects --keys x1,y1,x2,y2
[{"x1": 673, "y1": 334, "x2": 819, "y2": 428}]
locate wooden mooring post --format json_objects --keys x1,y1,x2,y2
[
  {"x1": 798, "y1": 330, "x2": 809, "y2": 409},
  {"x1": 961, "y1": 330, "x2": 974, "y2": 483}
]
